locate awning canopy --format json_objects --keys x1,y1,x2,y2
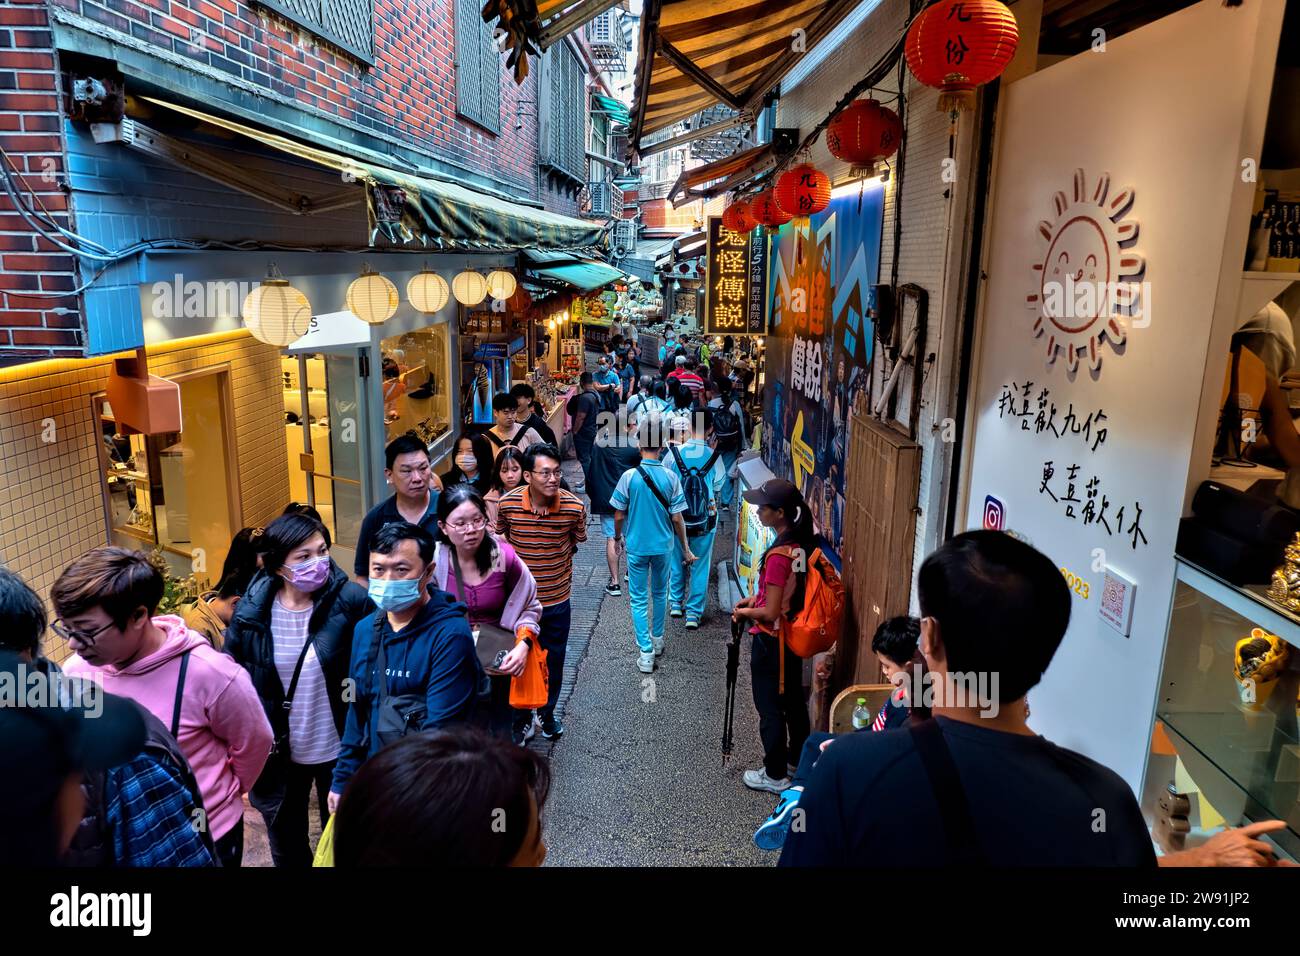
[
  {"x1": 631, "y1": 0, "x2": 863, "y2": 148},
  {"x1": 667, "y1": 141, "x2": 776, "y2": 207},
  {"x1": 136, "y1": 96, "x2": 607, "y2": 253},
  {"x1": 593, "y1": 94, "x2": 632, "y2": 126},
  {"x1": 523, "y1": 249, "x2": 630, "y2": 292}
]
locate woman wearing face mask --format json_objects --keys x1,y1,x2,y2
[
  {"x1": 442, "y1": 433, "x2": 494, "y2": 495},
  {"x1": 432, "y1": 484, "x2": 545, "y2": 744},
  {"x1": 483, "y1": 446, "x2": 526, "y2": 529},
  {"x1": 224, "y1": 512, "x2": 372, "y2": 867}
]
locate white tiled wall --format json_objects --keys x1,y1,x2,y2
[{"x1": 0, "y1": 332, "x2": 290, "y2": 659}]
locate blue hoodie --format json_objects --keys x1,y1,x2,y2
[{"x1": 331, "y1": 589, "x2": 482, "y2": 794}]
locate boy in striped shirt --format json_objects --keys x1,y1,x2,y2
[{"x1": 495, "y1": 442, "x2": 587, "y2": 740}]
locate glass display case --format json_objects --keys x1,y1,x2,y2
[
  {"x1": 1147, "y1": 558, "x2": 1300, "y2": 860},
  {"x1": 381, "y1": 322, "x2": 452, "y2": 450}
]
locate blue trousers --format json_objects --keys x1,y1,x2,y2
[
  {"x1": 627, "y1": 552, "x2": 670, "y2": 653},
  {"x1": 718, "y1": 447, "x2": 739, "y2": 505},
  {"x1": 670, "y1": 525, "x2": 716, "y2": 621}
]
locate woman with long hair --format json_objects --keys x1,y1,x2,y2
[
  {"x1": 433, "y1": 484, "x2": 545, "y2": 744},
  {"x1": 224, "y1": 512, "x2": 372, "y2": 866},
  {"x1": 731, "y1": 479, "x2": 817, "y2": 795},
  {"x1": 442, "y1": 432, "x2": 494, "y2": 494},
  {"x1": 483, "y1": 446, "x2": 526, "y2": 529}
]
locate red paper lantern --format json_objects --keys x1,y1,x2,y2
[
  {"x1": 826, "y1": 99, "x2": 902, "y2": 175},
  {"x1": 775, "y1": 164, "x2": 832, "y2": 222},
  {"x1": 749, "y1": 188, "x2": 792, "y2": 233},
  {"x1": 905, "y1": 0, "x2": 1019, "y2": 111},
  {"x1": 721, "y1": 199, "x2": 756, "y2": 234},
  {"x1": 507, "y1": 285, "x2": 532, "y2": 312}
]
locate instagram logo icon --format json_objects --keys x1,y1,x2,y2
[{"x1": 983, "y1": 495, "x2": 1006, "y2": 532}]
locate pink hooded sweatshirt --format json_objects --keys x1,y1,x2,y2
[{"x1": 64, "y1": 615, "x2": 273, "y2": 842}]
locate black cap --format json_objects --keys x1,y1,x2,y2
[
  {"x1": 743, "y1": 478, "x2": 803, "y2": 514},
  {"x1": 0, "y1": 649, "x2": 146, "y2": 835}
]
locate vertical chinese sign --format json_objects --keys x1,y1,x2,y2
[
  {"x1": 762, "y1": 189, "x2": 884, "y2": 562},
  {"x1": 704, "y1": 216, "x2": 768, "y2": 335}
]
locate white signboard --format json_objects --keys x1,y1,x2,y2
[
  {"x1": 287, "y1": 310, "x2": 371, "y2": 352},
  {"x1": 962, "y1": 1, "x2": 1277, "y2": 791}
]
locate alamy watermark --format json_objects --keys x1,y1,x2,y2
[
  {"x1": 149, "y1": 274, "x2": 260, "y2": 320},
  {"x1": 0, "y1": 664, "x2": 104, "y2": 719}
]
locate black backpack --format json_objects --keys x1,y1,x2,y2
[
  {"x1": 712, "y1": 404, "x2": 740, "y2": 447},
  {"x1": 670, "y1": 444, "x2": 721, "y2": 536}
]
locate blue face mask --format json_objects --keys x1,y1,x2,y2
[{"x1": 367, "y1": 575, "x2": 425, "y2": 612}]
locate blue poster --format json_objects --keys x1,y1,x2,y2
[{"x1": 762, "y1": 186, "x2": 884, "y2": 562}]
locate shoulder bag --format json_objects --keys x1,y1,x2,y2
[
  {"x1": 449, "y1": 546, "x2": 517, "y2": 676},
  {"x1": 371, "y1": 615, "x2": 428, "y2": 748}
]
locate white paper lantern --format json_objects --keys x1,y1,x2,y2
[
  {"x1": 347, "y1": 267, "x2": 398, "y2": 325},
  {"x1": 486, "y1": 269, "x2": 517, "y2": 301},
  {"x1": 407, "y1": 270, "x2": 449, "y2": 313},
  {"x1": 242, "y1": 278, "x2": 312, "y2": 347},
  {"x1": 452, "y1": 269, "x2": 488, "y2": 306}
]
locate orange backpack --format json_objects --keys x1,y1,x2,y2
[{"x1": 772, "y1": 545, "x2": 845, "y2": 690}]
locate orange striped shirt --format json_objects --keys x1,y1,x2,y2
[{"x1": 495, "y1": 486, "x2": 588, "y2": 606}]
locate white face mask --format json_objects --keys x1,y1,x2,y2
[{"x1": 457, "y1": 454, "x2": 477, "y2": 473}]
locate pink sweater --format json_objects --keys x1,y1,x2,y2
[{"x1": 64, "y1": 616, "x2": 273, "y2": 841}]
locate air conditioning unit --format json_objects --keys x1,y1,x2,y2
[
  {"x1": 588, "y1": 181, "x2": 612, "y2": 217},
  {"x1": 586, "y1": 9, "x2": 624, "y2": 68},
  {"x1": 613, "y1": 218, "x2": 637, "y2": 257}
]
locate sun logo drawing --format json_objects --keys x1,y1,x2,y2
[{"x1": 1026, "y1": 168, "x2": 1145, "y2": 374}]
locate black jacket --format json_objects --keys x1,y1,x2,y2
[
  {"x1": 586, "y1": 441, "x2": 641, "y2": 516},
  {"x1": 224, "y1": 562, "x2": 372, "y2": 740}
]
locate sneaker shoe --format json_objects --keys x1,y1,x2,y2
[
  {"x1": 540, "y1": 716, "x2": 564, "y2": 739},
  {"x1": 743, "y1": 768, "x2": 793, "y2": 794},
  {"x1": 512, "y1": 719, "x2": 536, "y2": 746},
  {"x1": 753, "y1": 787, "x2": 805, "y2": 851},
  {"x1": 685, "y1": 618, "x2": 700, "y2": 630},
  {"x1": 669, "y1": 606, "x2": 683, "y2": 618},
  {"x1": 604, "y1": 579, "x2": 622, "y2": 596},
  {"x1": 637, "y1": 651, "x2": 655, "y2": 672},
  {"x1": 652, "y1": 635, "x2": 664, "y2": 656}
]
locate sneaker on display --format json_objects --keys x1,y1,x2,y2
[
  {"x1": 742, "y1": 768, "x2": 793, "y2": 794},
  {"x1": 638, "y1": 651, "x2": 655, "y2": 673},
  {"x1": 753, "y1": 787, "x2": 805, "y2": 851}
]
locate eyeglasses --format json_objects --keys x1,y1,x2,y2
[
  {"x1": 530, "y1": 469, "x2": 563, "y2": 480},
  {"x1": 448, "y1": 518, "x2": 488, "y2": 533},
  {"x1": 51, "y1": 618, "x2": 117, "y2": 646}
]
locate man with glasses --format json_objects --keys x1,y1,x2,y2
[
  {"x1": 495, "y1": 442, "x2": 587, "y2": 740},
  {"x1": 57, "y1": 547, "x2": 272, "y2": 867},
  {"x1": 354, "y1": 434, "x2": 443, "y2": 588}
]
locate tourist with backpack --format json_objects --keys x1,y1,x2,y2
[
  {"x1": 663, "y1": 407, "x2": 726, "y2": 629},
  {"x1": 708, "y1": 378, "x2": 747, "y2": 509},
  {"x1": 730, "y1": 480, "x2": 840, "y2": 794},
  {"x1": 611, "y1": 414, "x2": 696, "y2": 674}
]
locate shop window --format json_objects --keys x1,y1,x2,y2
[
  {"x1": 381, "y1": 323, "x2": 453, "y2": 451},
  {"x1": 454, "y1": 0, "x2": 502, "y2": 133},
  {"x1": 96, "y1": 369, "x2": 238, "y2": 585}
]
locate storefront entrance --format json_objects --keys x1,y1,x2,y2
[{"x1": 282, "y1": 349, "x2": 373, "y2": 575}]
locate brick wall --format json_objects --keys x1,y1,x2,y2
[
  {"x1": 0, "y1": 328, "x2": 289, "y2": 660},
  {"x1": 775, "y1": 0, "x2": 979, "y2": 595},
  {"x1": 0, "y1": 0, "x2": 82, "y2": 362},
  {"x1": 50, "y1": 0, "x2": 544, "y2": 194}
]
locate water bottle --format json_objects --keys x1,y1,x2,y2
[{"x1": 851, "y1": 697, "x2": 871, "y2": 730}]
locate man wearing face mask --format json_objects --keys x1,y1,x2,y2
[
  {"x1": 58, "y1": 547, "x2": 273, "y2": 868},
  {"x1": 329, "y1": 521, "x2": 481, "y2": 812},
  {"x1": 224, "y1": 512, "x2": 372, "y2": 867}
]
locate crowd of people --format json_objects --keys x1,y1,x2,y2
[{"x1": 2, "y1": 319, "x2": 1293, "y2": 870}]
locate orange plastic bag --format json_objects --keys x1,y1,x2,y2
[{"x1": 509, "y1": 644, "x2": 549, "y2": 709}]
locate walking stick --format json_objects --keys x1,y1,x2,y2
[{"x1": 722, "y1": 616, "x2": 742, "y2": 764}]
